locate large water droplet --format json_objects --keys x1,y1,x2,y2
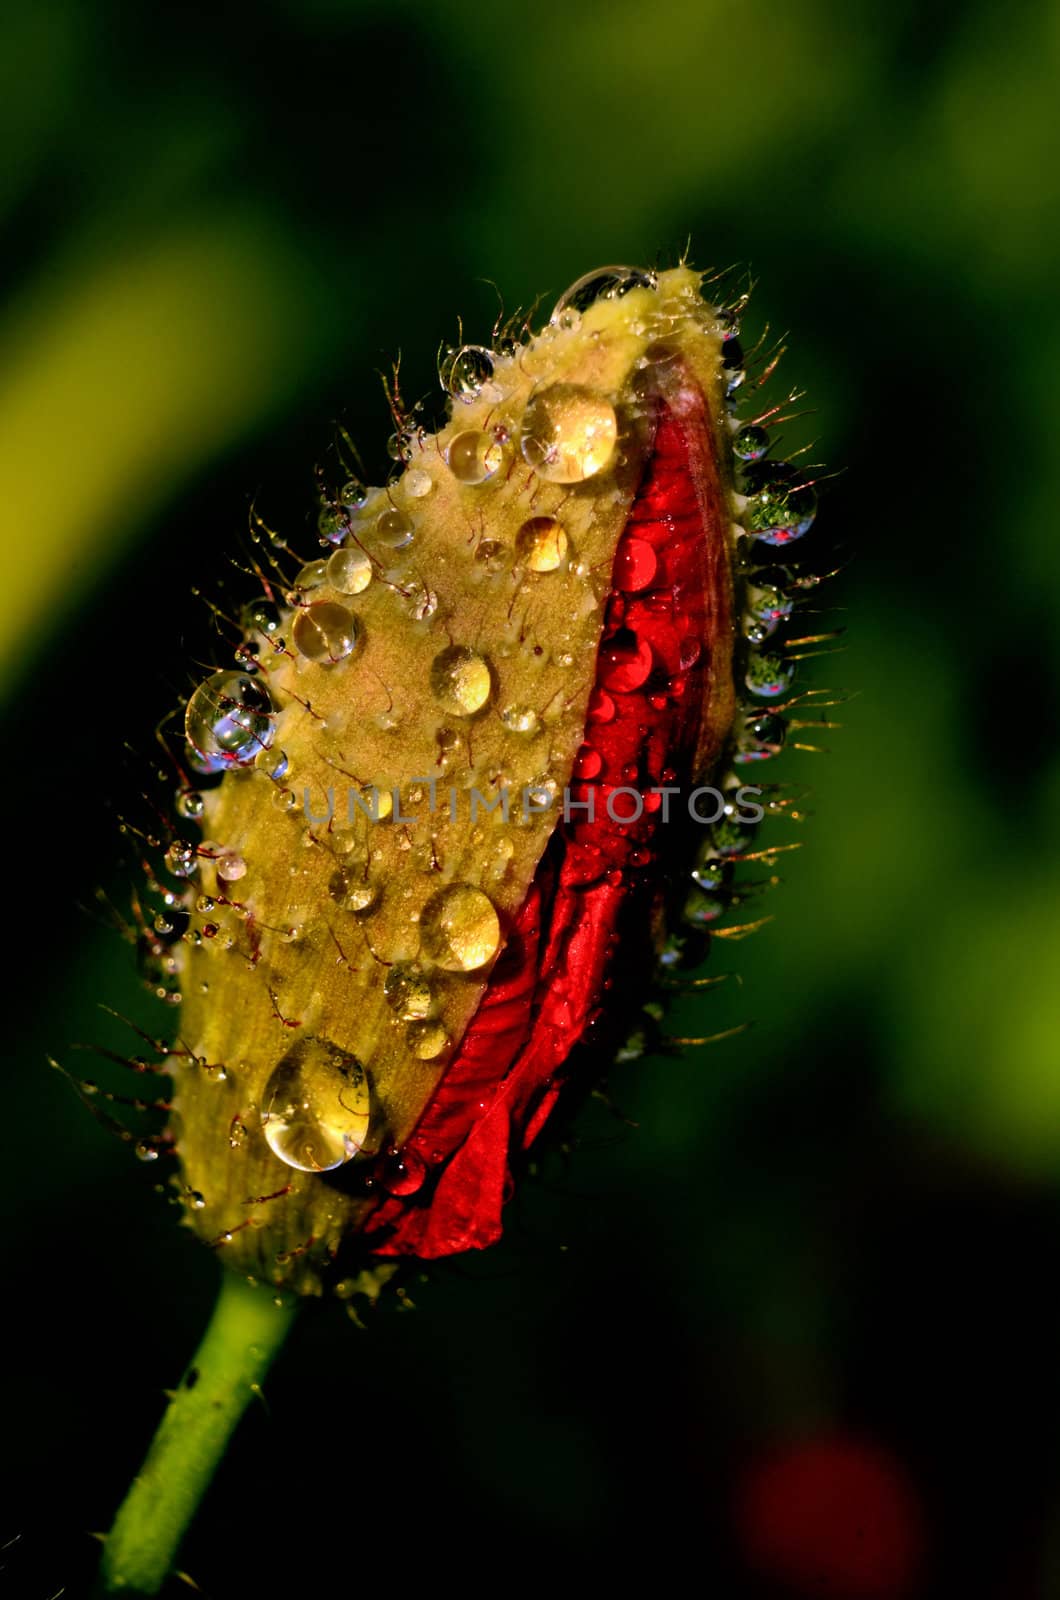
[
  {"x1": 384, "y1": 962, "x2": 435, "y2": 1021},
  {"x1": 406, "y1": 1021, "x2": 450, "y2": 1060},
  {"x1": 292, "y1": 602, "x2": 361, "y2": 664},
  {"x1": 447, "y1": 430, "x2": 503, "y2": 484},
  {"x1": 735, "y1": 711, "x2": 787, "y2": 762},
  {"x1": 430, "y1": 646, "x2": 493, "y2": 716},
  {"x1": 186, "y1": 672, "x2": 275, "y2": 774},
  {"x1": 404, "y1": 467, "x2": 433, "y2": 499},
  {"x1": 733, "y1": 424, "x2": 769, "y2": 463},
  {"x1": 261, "y1": 1038, "x2": 371, "y2": 1173},
  {"x1": 216, "y1": 850, "x2": 247, "y2": 882},
  {"x1": 376, "y1": 509, "x2": 414, "y2": 550},
  {"x1": 515, "y1": 516, "x2": 568, "y2": 572},
  {"x1": 550, "y1": 265, "x2": 656, "y2": 323},
  {"x1": 475, "y1": 538, "x2": 510, "y2": 575},
  {"x1": 420, "y1": 884, "x2": 500, "y2": 972},
  {"x1": 587, "y1": 687, "x2": 616, "y2": 725},
  {"x1": 327, "y1": 545, "x2": 372, "y2": 595},
  {"x1": 691, "y1": 853, "x2": 728, "y2": 893},
  {"x1": 521, "y1": 386, "x2": 617, "y2": 483},
  {"x1": 598, "y1": 630, "x2": 653, "y2": 693},
  {"x1": 293, "y1": 559, "x2": 328, "y2": 591},
  {"x1": 743, "y1": 463, "x2": 817, "y2": 546},
  {"x1": 683, "y1": 888, "x2": 726, "y2": 927},
  {"x1": 380, "y1": 1147, "x2": 428, "y2": 1196},
  {"x1": 442, "y1": 344, "x2": 496, "y2": 402},
  {"x1": 573, "y1": 745, "x2": 603, "y2": 780},
  {"x1": 318, "y1": 508, "x2": 350, "y2": 547},
  {"x1": 614, "y1": 537, "x2": 658, "y2": 593},
  {"x1": 745, "y1": 653, "x2": 794, "y2": 700},
  {"x1": 241, "y1": 599, "x2": 283, "y2": 640},
  {"x1": 745, "y1": 580, "x2": 793, "y2": 638},
  {"x1": 721, "y1": 338, "x2": 745, "y2": 393}
]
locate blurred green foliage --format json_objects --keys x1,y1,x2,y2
[{"x1": 2, "y1": 1, "x2": 1059, "y2": 1595}]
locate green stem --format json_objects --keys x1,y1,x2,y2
[{"x1": 99, "y1": 1271, "x2": 298, "y2": 1595}]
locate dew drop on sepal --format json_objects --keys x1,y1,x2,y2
[
  {"x1": 521, "y1": 386, "x2": 617, "y2": 483},
  {"x1": 419, "y1": 885, "x2": 500, "y2": 973},
  {"x1": 185, "y1": 671, "x2": 275, "y2": 774},
  {"x1": 260, "y1": 1038, "x2": 371, "y2": 1173},
  {"x1": 550, "y1": 265, "x2": 657, "y2": 324}
]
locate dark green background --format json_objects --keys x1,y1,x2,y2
[{"x1": 2, "y1": 1, "x2": 1059, "y2": 1595}]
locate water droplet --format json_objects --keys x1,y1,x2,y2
[
  {"x1": 376, "y1": 509, "x2": 414, "y2": 549},
  {"x1": 260, "y1": 1038, "x2": 371, "y2": 1173},
  {"x1": 381, "y1": 1147, "x2": 428, "y2": 1196},
  {"x1": 241, "y1": 599, "x2": 283, "y2": 639},
  {"x1": 745, "y1": 653, "x2": 794, "y2": 699},
  {"x1": 292, "y1": 602, "x2": 361, "y2": 664},
  {"x1": 229, "y1": 1118, "x2": 248, "y2": 1149},
  {"x1": 683, "y1": 888, "x2": 726, "y2": 926},
  {"x1": 475, "y1": 538, "x2": 510, "y2": 574},
  {"x1": 573, "y1": 745, "x2": 603, "y2": 780},
  {"x1": 515, "y1": 516, "x2": 568, "y2": 572},
  {"x1": 420, "y1": 884, "x2": 500, "y2": 972},
  {"x1": 327, "y1": 545, "x2": 373, "y2": 595},
  {"x1": 733, "y1": 424, "x2": 769, "y2": 462},
  {"x1": 713, "y1": 808, "x2": 753, "y2": 856},
  {"x1": 550, "y1": 265, "x2": 656, "y2": 323},
  {"x1": 712, "y1": 304, "x2": 741, "y2": 338},
  {"x1": 447, "y1": 430, "x2": 503, "y2": 485},
  {"x1": 176, "y1": 788, "x2": 205, "y2": 821},
  {"x1": 384, "y1": 962, "x2": 435, "y2": 1021},
  {"x1": 598, "y1": 630, "x2": 653, "y2": 693},
  {"x1": 442, "y1": 344, "x2": 496, "y2": 401},
  {"x1": 500, "y1": 704, "x2": 541, "y2": 736},
  {"x1": 744, "y1": 580, "x2": 793, "y2": 639},
  {"x1": 614, "y1": 537, "x2": 658, "y2": 593},
  {"x1": 135, "y1": 1140, "x2": 159, "y2": 1163},
  {"x1": 407, "y1": 583, "x2": 438, "y2": 622},
  {"x1": 404, "y1": 467, "x2": 433, "y2": 499},
  {"x1": 294, "y1": 559, "x2": 328, "y2": 590},
  {"x1": 587, "y1": 688, "x2": 616, "y2": 724},
  {"x1": 340, "y1": 479, "x2": 367, "y2": 511},
  {"x1": 721, "y1": 338, "x2": 745, "y2": 392},
  {"x1": 154, "y1": 905, "x2": 190, "y2": 941},
  {"x1": 521, "y1": 386, "x2": 617, "y2": 483},
  {"x1": 691, "y1": 854, "x2": 727, "y2": 892},
  {"x1": 743, "y1": 464, "x2": 817, "y2": 546},
  {"x1": 318, "y1": 508, "x2": 350, "y2": 547},
  {"x1": 735, "y1": 712, "x2": 787, "y2": 762},
  {"x1": 255, "y1": 746, "x2": 289, "y2": 780},
  {"x1": 406, "y1": 1020, "x2": 450, "y2": 1060},
  {"x1": 216, "y1": 851, "x2": 247, "y2": 882},
  {"x1": 345, "y1": 880, "x2": 380, "y2": 916},
  {"x1": 430, "y1": 646, "x2": 493, "y2": 716},
  {"x1": 186, "y1": 672, "x2": 275, "y2": 774}
]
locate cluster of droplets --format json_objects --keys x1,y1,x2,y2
[{"x1": 660, "y1": 274, "x2": 829, "y2": 953}]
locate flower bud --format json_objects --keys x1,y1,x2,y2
[{"x1": 162, "y1": 263, "x2": 818, "y2": 1291}]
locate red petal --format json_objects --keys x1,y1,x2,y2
[{"x1": 368, "y1": 374, "x2": 733, "y2": 1256}]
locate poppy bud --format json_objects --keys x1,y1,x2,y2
[{"x1": 166, "y1": 262, "x2": 820, "y2": 1290}]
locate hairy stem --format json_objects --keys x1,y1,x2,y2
[{"x1": 99, "y1": 1272, "x2": 297, "y2": 1594}]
